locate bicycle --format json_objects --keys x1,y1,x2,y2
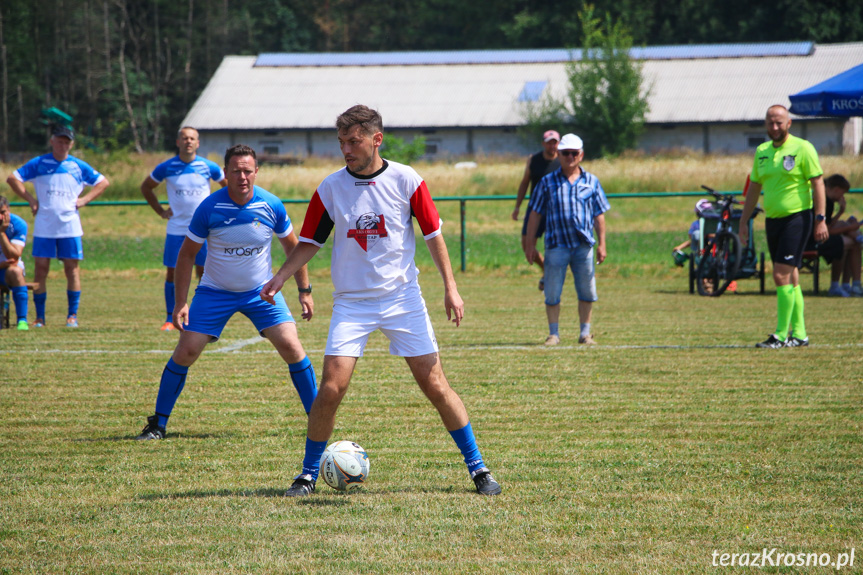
[{"x1": 695, "y1": 186, "x2": 762, "y2": 297}]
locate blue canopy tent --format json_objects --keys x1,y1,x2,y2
[{"x1": 789, "y1": 62, "x2": 863, "y2": 116}]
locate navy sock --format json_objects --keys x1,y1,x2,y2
[
  {"x1": 155, "y1": 358, "x2": 189, "y2": 428},
  {"x1": 449, "y1": 422, "x2": 485, "y2": 474},
  {"x1": 164, "y1": 281, "x2": 175, "y2": 322},
  {"x1": 67, "y1": 290, "x2": 81, "y2": 317},
  {"x1": 34, "y1": 292, "x2": 46, "y2": 321},
  {"x1": 549, "y1": 322, "x2": 559, "y2": 336},
  {"x1": 301, "y1": 437, "x2": 328, "y2": 481},
  {"x1": 12, "y1": 286, "x2": 28, "y2": 322},
  {"x1": 289, "y1": 356, "x2": 318, "y2": 414}
]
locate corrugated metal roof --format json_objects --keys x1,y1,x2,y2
[
  {"x1": 183, "y1": 43, "x2": 863, "y2": 130},
  {"x1": 253, "y1": 43, "x2": 814, "y2": 67}
]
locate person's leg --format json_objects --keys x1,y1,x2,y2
[
  {"x1": 147, "y1": 331, "x2": 212, "y2": 433},
  {"x1": 62, "y1": 259, "x2": 81, "y2": 325},
  {"x1": 571, "y1": 244, "x2": 598, "y2": 343},
  {"x1": 32, "y1": 256, "x2": 50, "y2": 324},
  {"x1": 772, "y1": 262, "x2": 796, "y2": 341},
  {"x1": 264, "y1": 321, "x2": 317, "y2": 414},
  {"x1": 5, "y1": 267, "x2": 28, "y2": 325},
  {"x1": 405, "y1": 352, "x2": 500, "y2": 494},
  {"x1": 164, "y1": 267, "x2": 176, "y2": 325},
  {"x1": 543, "y1": 247, "x2": 568, "y2": 343}
]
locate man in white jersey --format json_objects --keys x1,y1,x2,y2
[
  {"x1": 6, "y1": 125, "x2": 109, "y2": 328},
  {"x1": 261, "y1": 105, "x2": 501, "y2": 497},
  {"x1": 135, "y1": 144, "x2": 318, "y2": 440},
  {"x1": 141, "y1": 126, "x2": 227, "y2": 331}
]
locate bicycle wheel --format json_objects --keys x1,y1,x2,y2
[{"x1": 696, "y1": 232, "x2": 742, "y2": 296}]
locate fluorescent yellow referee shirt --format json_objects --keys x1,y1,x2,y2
[{"x1": 750, "y1": 134, "x2": 823, "y2": 219}]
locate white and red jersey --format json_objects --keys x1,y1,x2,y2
[{"x1": 299, "y1": 160, "x2": 442, "y2": 300}]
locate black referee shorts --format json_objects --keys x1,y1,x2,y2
[{"x1": 765, "y1": 210, "x2": 813, "y2": 268}]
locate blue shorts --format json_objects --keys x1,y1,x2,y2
[
  {"x1": 544, "y1": 245, "x2": 598, "y2": 305},
  {"x1": 164, "y1": 234, "x2": 207, "y2": 268},
  {"x1": 32, "y1": 236, "x2": 83, "y2": 260},
  {"x1": 184, "y1": 284, "x2": 294, "y2": 341}
]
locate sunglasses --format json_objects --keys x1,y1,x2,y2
[{"x1": 560, "y1": 150, "x2": 581, "y2": 157}]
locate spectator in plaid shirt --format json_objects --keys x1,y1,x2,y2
[{"x1": 523, "y1": 133, "x2": 610, "y2": 346}]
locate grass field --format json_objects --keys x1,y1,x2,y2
[{"x1": 1, "y1": 156, "x2": 862, "y2": 573}]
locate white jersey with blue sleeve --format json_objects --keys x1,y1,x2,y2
[
  {"x1": 187, "y1": 186, "x2": 292, "y2": 292},
  {"x1": 4, "y1": 213, "x2": 28, "y2": 271},
  {"x1": 13, "y1": 154, "x2": 105, "y2": 238},
  {"x1": 150, "y1": 155, "x2": 225, "y2": 236}
]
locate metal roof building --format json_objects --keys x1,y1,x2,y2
[{"x1": 183, "y1": 42, "x2": 863, "y2": 158}]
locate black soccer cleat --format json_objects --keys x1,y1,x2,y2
[
  {"x1": 135, "y1": 415, "x2": 166, "y2": 440},
  {"x1": 785, "y1": 336, "x2": 809, "y2": 348},
  {"x1": 285, "y1": 474, "x2": 316, "y2": 497},
  {"x1": 471, "y1": 467, "x2": 502, "y2": 496},
  {"x1": 755, "y1": 334, "x2": 786, "y2": 349}
]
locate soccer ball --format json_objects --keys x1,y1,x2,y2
[{"x1": 319, "y1": 441, "x2": 370, "y2": 492}]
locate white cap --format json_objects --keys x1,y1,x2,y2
[{"x1": 558, "y1": 133, "x2": 583, "y2": 151}]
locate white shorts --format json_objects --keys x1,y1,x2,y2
[{"x1": 325, "y1": 280, "x2": 439, "y2": 358}]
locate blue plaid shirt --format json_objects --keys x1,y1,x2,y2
[{"x1": 528, "y1": 167, "x2": 610, "y2": 249}]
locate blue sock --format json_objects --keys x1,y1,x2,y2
[
  {"x1": 289, "y1": 356, "x2": 318, "y2": 414},
  {"x1": 67, "y1": 290, "x2": 81, "y2": 317},
  {"x1": 302, "y1": 437, "x2": 328, "y2": 480},
  {"x1": 34, "y1": 292, "x2": 46, "y2": 321},
  {"x1": 12, "y1": 286, "x2": 28, "y2": 322},
  {"x1": 580, "y1": 322, "x2": 591, "y2": 338},
  {"x1": 549, "y1": 322, "x2": 559, "y2": 336},
  {"x1": 164, "y1": 281, "x2": 175, "y2": 322},
  {"x1": 449, "y1": 422, "x2": 485, "y2": 474},
  {"x1": 155, "y1": 358, "x2": 189, "y2": 428}
]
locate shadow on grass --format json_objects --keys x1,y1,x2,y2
[
  {"x1": 73, "y1": 432, "x2": 239, "y2": 442},
  {"x1": 138, "y1": 485, "x2": 471, "y2": 502}
]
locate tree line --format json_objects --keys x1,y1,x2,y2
[{"x1": 1, "y1": 0, "x2": 860, "y2": 155}]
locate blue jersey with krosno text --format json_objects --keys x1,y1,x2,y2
[
  {"x1": 187, "y1": 186, "x2": 291, "y2": 292},
  {"x1": 13, "y1": 154, "x2": 105, "y2": 238},
  {"x1": 150, "y1": 155, "x2": 225, "y2": 236}
]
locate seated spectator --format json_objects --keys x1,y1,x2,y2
[
  {"x1": 0, "y1": 195, "x2": 30, "y2": 329},
  {"x1": 808, "y1": 174, "x2": 862, "y2": 297}
]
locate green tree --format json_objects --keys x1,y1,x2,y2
[
  {"x1": 380, "y1": 134, "x2": 426, "y2": 165},
  {"x1": 523, "y1": 5, "x2": 649, "y2": 158}
]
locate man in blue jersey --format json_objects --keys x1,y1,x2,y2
[
  {"x1": 0, "y1": 195, "x2": 30, "y2": 330},
  {"x1": 135, "y1": 144, "x2": 317, "y2": 440},
  {"x1": 524, "y1": 133, "x2": 609, "y2": 346},
  {"x1": 6, "y1": 125, "x2": 109, "y2": 328},
  {"x1": 141, "y1": 127, "x2": 227, "y2": 331}
]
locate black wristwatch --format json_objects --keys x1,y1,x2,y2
[
  {"x1": 815, "y1": 214, "x2": 826, "y2": 222},
  {"x1": 298, "y1": 284, "x2": 312, "y2": 294}
]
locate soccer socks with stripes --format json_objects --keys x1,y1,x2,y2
[
  {"x1": 154, "y1": 358, "x2": 189, "y2": 428},
  {"x1": 33, "y1": 292, "x2": 46, "y2": 322},
  {"x1": 774, "y1": 284, "x2": 795, "y2": 341},
  {"x1": 301, "y1": 437, "x2": 328, "y2": 480},
  {"x1": 789, "y1": 284, "x2": 807, "y2": 340},
  {"x1": 164, "y1": 281, "x2": 175, "y2": 322},
  {"x1": 289, "y1": 356, "x2": 318, "y2": 414},
  {"x1": 449, "y1": 422, "x2": 485, "y2": 475},
  {"x1": 67, "y1": 290, "x2": 81, "y2": 317},
  {"x1": 11, "y1": 286, "x2": 28, "y2": 322}
]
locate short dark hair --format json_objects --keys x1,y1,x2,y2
[
  {"x1": 824, "y1": 174, "x2": 850, "y2": 191},
  {"x1": 224, "y1": 144, "x2": 257, "y2": 167},
  {"x1": 177, "y1": 126, "x2": 199, "y2": 138},
  {"x1": 0, "y1": 195, "x2": 8, "y2": 209},
  {"x1": 336, "y1": 105, "x2": 383, "y2": 136}
]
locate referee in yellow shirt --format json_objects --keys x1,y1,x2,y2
[{"x1": 739, "y1": 105, "x2": 828, "y2": 348}]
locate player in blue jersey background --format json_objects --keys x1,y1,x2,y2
[
  {"x1": 5, "y1": 125, "x2": 109, "y2": 328},
  {"x1": 0, "y1": 195, "x2": 30, "y2": 330},
  {"x1": 135, "y1": 144, "x2": 317, "y2": 440},
  {"x1": 141, "y1": 127, "x2": 227, "y2": 331}
]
